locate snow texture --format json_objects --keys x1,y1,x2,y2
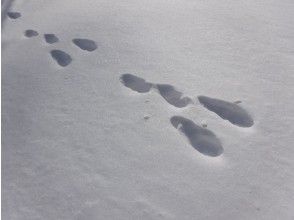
[{"x1": 2, "y1": 0, "x2": 294, "y2": 219}]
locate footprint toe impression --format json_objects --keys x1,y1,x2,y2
[
  {"x1": 7, "y1": 12, "x2": 21, "y2": 19},
  {"x1": 170, "y1": 116, "x2": 223, "y2": 157},
  {"x1": 50, "y1": 50, "x2": 72, "y2": 67},
  {"x1": 72, "y1": 38, "x2": 97, "y2": 51},
  {"x1": 44, "y1": 34, "x2": 59, "y2": 44},
  {"x1": 24, "y1": 29, "x2": 38, "y2": 38},
  {"x1": 120, "y1": 74, "x2": 152, "y2": 93},
  {"x1": 156, "y1": 84, "x2": 192, "y2": 108},
  {"x1": 198, "y1": 96, "x2": 254, "y2": 127}
]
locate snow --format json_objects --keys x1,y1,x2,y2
[{"x1": 2, "y1": 0, "x2": 294, "y2": 219}]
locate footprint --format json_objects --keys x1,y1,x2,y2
[
  {"x1": 198, "y1": 96, "x2": 254, "y2": 127},
  {"x1": 50, "y1": 50, "x2": 72, "y2": 67},
  {"x1": 120, "y1": 74, "x2": 191, "y2": 108},
  {"x1": 44, "y1": 34, "x2": 59, "y2": 44},
  {"x1": 155, "y1": 84, "x2": 192, "y2": 108},
  {"x1": 72, "y1": 38, "x2": 97, "y2": 51},
  {"x1": 120, "y1": 74, "x2": 152, "y2": 93},
  {"x1": 24, "y1": 29, "x2": 38, "y2": 38},
  {"x1": 144, "y1": 115, "x2": 150, "y2": 120},
  {"x1": 7, "y1": 12, "x2": 21, "y2": 19},
  {"x1": 170, "y1": 116, "x2": 223, "y2": 157}
]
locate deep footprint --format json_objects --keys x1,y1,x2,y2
[
  {"x1": 44, "y1": 34, "x2": 59, "y2": 44},
  {"x1": 72, "y1": 38, "x2": 97, "y2": 51},
  {"x1": 7, "y1": 12, "x2": 21, "y2": 19},
  {"x1": 198, "y1": 96, "x2": 254, "y2": 127},
  {"x1": 156, "y1": 84, "x2": 192, "y2": 108},
  {"x1": 24, "y1": 29, "x2": 38, "y2": 37},
  {"x1": 170, "y1": 116, "x2": 223, "y2": 157},
  {"x1": 120, "y1": 74, "x2": 152, "y2": 93},
  {"x1": 50, "y1": 50, "x2": 72, "y2": 67}
]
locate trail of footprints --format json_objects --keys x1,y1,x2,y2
[
  {"x1": 7, "y1": 10, "x2": 254, "y2": 158},
  {"x1": 7, "y1": 11, "x2": 97, "y2": 67},
  {"x1": 120, "y1": 74, "x2": 254, "y2": 157}
]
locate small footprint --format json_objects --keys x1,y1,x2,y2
[
  {"x1": 7, "y1": 12, "x2": 21, "y2": 19},
  {"x1": 170, "y1": 116, "x2": 223, "y2": 157},
  {"x1": 24, "y1": 29, "x2": 38, "y2": 38},
  {"x1": 72, "y1": 38, "x2": 97, "y2": 51},
  {"x1": 50, "y1": 50, "x2": 72, "y2": 67},
  {"x1": 44, "y1": 34, "x2": 59, "y2": 44},
  {"x1": 144, "y1": 115, "x2": 150, "y2": 120},
  {"x1": 120, "y1": 74, "x2": 152, "y2": 93},
  {"x1": 156, "y1": 84, "x2": 192, "y2": 108},
  {"x1": 198, "y1": 96, "x2": 254, "y2": 127}
]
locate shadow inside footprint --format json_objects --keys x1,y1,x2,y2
[
  {"x1": 72, "y1": 38, "x2": 97, "y2": 51},
  {"x1": 7, "y1": 12, "x2": 21, "y2": 19},
  {"x1": 44, "y1": 34, "x2": 59, "y2": 44},
  {"x1": 50, "y1": 50, "x2": 72, "y2": 67},
  {"x1": 156, "y1": 84, "x2": 192, "y2": 108},
  {"x1": 120, "y1": 74, "x2": 152, "y2": 93},
  {"x1": 170, "y1": 116, "x2": 223, "y2": 157},
  {"x1": 198, "y1": 96, "x2": 254, "y2": 127},
  {"x1": 24, "y1": 29, "x2": 38, "y2": 37}
]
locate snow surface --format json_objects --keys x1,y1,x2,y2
[{"x1": 2, "y1": 0, "x2": 294, "y2": 219}]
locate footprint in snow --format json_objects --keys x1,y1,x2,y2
[
  {"x1": 24, "y1": 29, "x2": 39, "y2": 38},
  {"x1": 120, "y1": 74, "x2": 152, "y2": 93},
  {"x1": 170, "y1": 116, "x2": 223, "y2": 157},
  {"x1": 198, "y1": 96, "x2": 254, "y2": 127},
  {"x1": 72, "y1": 38, "x2": 97, "y2": 52},
  {"x1": 155, "y1": 84, "x2": 192, "y2": 108},
  {"x1": 119, "y1": 73, "x2": 255, "y2": 158},
  {"x1": 21, "y1": 30, "x2": 97, "y2": 66},
  {"x1": 50, "y1": 50, "x2": 72, "y2": 67},
  {"x1": 7, "y1": 12, "x2": 21, "y2": 19},
  {"x1": 44, "y1": 34, "x2": 59, "y2": 44},
  {"x1": 120, "y1": 73, "x2": 191, "y2": 108}
]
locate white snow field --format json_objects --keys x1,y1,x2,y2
[{"x1": 2, "y1": 0, "x2": 294, "y2": 219}]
